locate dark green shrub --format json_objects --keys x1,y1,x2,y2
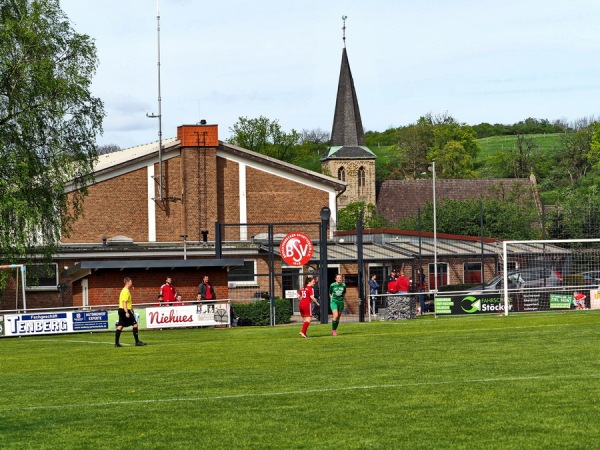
[
  {"x1": 233, "y1": 298, "x2": 292, "y2": 326},
  {"x1": 562, "y1": 273, "x2": 585, "y2": 286},
  {"x1": 437, "y1": 283, "x2": 479, "y2": 292}
]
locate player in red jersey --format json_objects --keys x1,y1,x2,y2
[{"x1": 298, "y1": 277, "x2": 320, "y2": 338}]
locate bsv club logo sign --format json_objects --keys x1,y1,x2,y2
[{"x1": 280, "y1": 232, "x2": 314, "y2": 266}]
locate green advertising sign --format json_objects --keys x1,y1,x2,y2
[
  {"x1": 549, "y1": 293, "x2": 572, "y2": 309},
  {"x1": 435, "y1": 298, "x2": 454, "y2": 315}
]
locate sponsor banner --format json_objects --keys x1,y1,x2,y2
[
  {"x1": 550, "y1": 293, "x2": 574, "y2": 309},
  {"x1": 591, "y1": 289, "x2": 600, "y2": 310},
  {"x1": 72, "y1": 311, "x2": 109, "y2": 331},
  {"x1": 3, "y1": 311, "x2": 109, "y2": 337},
  {"x1": 0, "y1": 311, "x2": 108, "y2": 336},
  {"x1": 435, "y1": 294, "x2": 513, "y2": 315},
  {"x1": 145, "y1": 304, "x2": 230, "y2": 329},
  {"x1": 5, "y1": 312, "x2": 71, "y2": 336}
]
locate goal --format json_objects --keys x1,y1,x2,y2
[
  {"x1": 500, "y1": 238, "x2": 600, "y2": 315},
  {"x1": 0, "y1": 264, "x2": 27, "y2": 311}
]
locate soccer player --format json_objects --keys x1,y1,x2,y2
[
  {"x1": 329, "y1": 274, "x2": 346, "y2": 336},
  {"x1": 115, "y1": 277, "x2": 146, "y2": 347},
  {"x1": 298, "y1": 277, "x2": 320, "y2": 338}
]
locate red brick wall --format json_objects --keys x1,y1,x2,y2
[
  {"x1": 64, "y1": 168, "x2": 149, "y2": 243},
  {"x1": 246, "y1": 167, "x2": 329, "y2": 230},
  {"x1": 154, "y1": 157, "x2": 184, "y2": 240},
  {"x1": 72, "y1": 269, "x2": 229, "y2": 308},
  {"x1": 179, "y1": 147, "x2": 219, "y2": 242},
  {"x1": 217, "y1": 157, "x2": 240, "y2": 238}
]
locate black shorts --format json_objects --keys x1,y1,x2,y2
[{"x1": 117, "y1": 309, "x2": 137, "y2": 327}]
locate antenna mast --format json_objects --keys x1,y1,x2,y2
[{"x1": 147, "y1": 0, "x2": 164, "y2": 201}]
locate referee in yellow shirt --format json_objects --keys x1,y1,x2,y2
[{"x1": 115, "y1": 277, "x2": 147, "y2": 347}]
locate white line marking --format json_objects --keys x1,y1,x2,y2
[{"x1": 3, "y1": 373, "x2": 598, "y2": 413}]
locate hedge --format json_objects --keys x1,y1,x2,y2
[{"x1": 233, "y1": 298, "x2": 293, "y2": 326}]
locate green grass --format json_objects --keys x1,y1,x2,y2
[
  {"x1": 2, "y1": 313, "x2": 600, "y2": 449},
  {"x1": 477, "y1": 133, "x2": 564, "y2": 156}
]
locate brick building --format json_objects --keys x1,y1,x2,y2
[{"x1": 1, "y1": 123, "x2": 347, "y2": 311}]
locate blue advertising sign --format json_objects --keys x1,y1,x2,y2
[{"x1": 72, "y1": 311, "x2": 109, "y2": 331}]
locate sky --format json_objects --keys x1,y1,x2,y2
[{"x1": 59, "y1": 0, "x2": 600, "y2": 148}]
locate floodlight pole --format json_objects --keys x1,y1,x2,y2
[
  {"x1": 432, "y1": 161, "x2": 438, "y2": 291},
  {"x1": 319, "y1": 207, "x2": 331, "y2": 324}
]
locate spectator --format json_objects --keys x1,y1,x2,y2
[
  {"x1": 197, "y1": 275, "x2": 216, "y2": 301},
  {"x1": 160, "y1": 275, "x2": 177, "y2": 305},
  {"x1": 386, "y1": 270, "x2": 398, "y2": 294},
  {"x1": 369, "y1": 274, "x2": 379, "y2": 298},
  {"x1": 312, "y1": 275, "x2": 321, "y2": 320},
  {"x1": 416, "y1": 267, "x2": 427, "y2": 315},
  {"x1": 396, "y1": 270, "x2": 410, "y2": 294}
]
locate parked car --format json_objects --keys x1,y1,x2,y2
[
  {"x1": 470, "y1": 268, "x2": 562, "y2": 292},
  {"x1": 580, "y1": 271, "x2": 600, "y2": 286}
]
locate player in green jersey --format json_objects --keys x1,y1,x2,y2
[{"x1": 329, "y1": 274, "x2": 346, "y2": 336}]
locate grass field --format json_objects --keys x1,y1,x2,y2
[
  {"x1": 477, "y1": 133, "x2": 564, "y2": 157},
  {"x1": 2, "y1": 312, "x2": 600, "y2": 449}
]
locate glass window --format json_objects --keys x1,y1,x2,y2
[
  {"x1": 338, "y1": 166, "x2": 345, "y2": 182},
  {"x1": 428, "y1": 262, "x2": 448, "y2": 288},
  {"x1": 358, "y1": 166, "x2": 366, "y2": 188},
  {"x1": 464, "y1": 262, "x2": 482, "y2": 283},
  {"x1": 26, "y1": 263, "x2": 58, "y2": 291},
  {"x1": 228, "y1": 260, "x2": 256, "y2": 285}
]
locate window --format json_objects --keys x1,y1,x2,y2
[
  {"x1": 338, "y1": 166, "x2": 345, "y2": 182},
  {"x1": 428, "y1": 262, "x2": 449, "y2": 288},
  {"x1": 25, "y1": 263, "x2": 58, "y2": 291},
  {"x1": 464, "y1": 262, "x2": 482, "y2": 283},
  {"x1": 228, "y1": 260, "x2": 256, "y2": 285},
  {"x1": 358, "y1": 166, "x2": 366, "y2": 188}
]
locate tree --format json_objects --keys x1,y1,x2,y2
[
  {"x1": 0, "y1": 0, "x2": 105, "y2": 263},
  {"x1": 336, "y1": 202, "x2": 389, "y2": 231},
  {"x1": 228, "y1": 116, "x2": 301, "y2": 163},
  {"x1": 397, "y1": 197, "x2": 540, "y2": 240},
  {"x1": 559, "y1": 126, "x2": 594, "y2": 183},
  {"x1": 97, "y1": 144, "x2": 121, "y2": 155}
]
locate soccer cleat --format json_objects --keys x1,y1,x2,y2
[
  {"x1": 332, "y1": 330, "x2": 337, "y2": 336},
  {"x1": 114, "y1": 343, "x2": 123, "y2": 348},
  {"x1": 135, "y1": 341, "x2": 147, "y2": 346},
  {"x1": 299, "y1": 332, "x2": 307, "y2": 338}
]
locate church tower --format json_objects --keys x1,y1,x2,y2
[{"x1": 321, "y1": 17, "x2": 376, "y2": 210}]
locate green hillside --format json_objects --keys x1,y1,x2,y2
[{"x1": 476, "y1": 133, "x2": 564, "y2": 164}]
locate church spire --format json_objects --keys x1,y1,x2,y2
[
  {"x1": 322, "y1": 17, "x2": 376, "y2": 211},
  {"x1": 323, "y1": 16, "x2": 373, "y2": 158}
]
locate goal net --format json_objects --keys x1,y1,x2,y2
[
  {"x1": 500, "y1": 238, "x2": 600, "y2": 315},
  {"x1": 0, "y1": 264, "x2": 27, "y2": 311}
]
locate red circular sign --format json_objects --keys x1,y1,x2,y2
[{"x1": 280, "y1": 232, "x2": 314, "y2": 266}]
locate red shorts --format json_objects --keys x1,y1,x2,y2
[{"x1": 299, "y1": 301, "x2": 312, "y2": 317}]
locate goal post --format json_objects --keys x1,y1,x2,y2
[
  {"x1": 501, "y1": 238, "x2": 600, "y2": 315},
  {"x1": 0, "y1": 264, "x2": 27, "y2": 311}
]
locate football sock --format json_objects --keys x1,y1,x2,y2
[
  {"x1": 301, "y1": 322, "x2": 309, "y2": 334},
  {"x1": 332, "y1": 320, "x2": 339, "y2": 331},
  {"x1": 133, "y1": 328, "x2": 139, "y2": 343},
  {"x1": 115, "y1": 329, "x2": 121, "y2": 345}
]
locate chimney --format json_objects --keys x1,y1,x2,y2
[{"x1": 177, "y1": 123, "x2": 219, "y2": 147}]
